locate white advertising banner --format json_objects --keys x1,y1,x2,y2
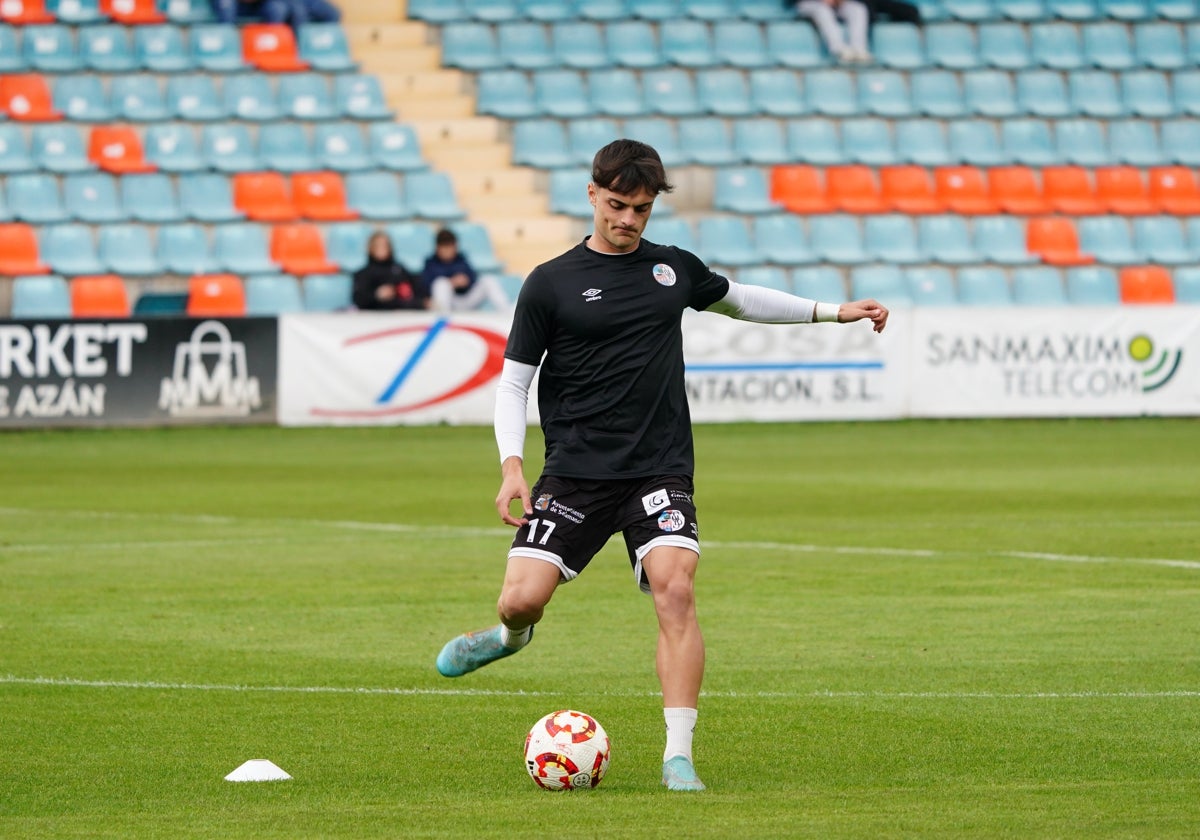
[
  {"x1": 681, "y1": 309, "x2": 907, "y2": 422},
  {"x1": 279, "y1": 312, "x2": 522, "y2": 426},
  {"x1": 910, "y1": 306, "x2": 1200, "y2": 417}
]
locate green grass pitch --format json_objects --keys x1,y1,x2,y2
[{"x1": 2, "y1": 419, "x2": 1199, "y2": 838}]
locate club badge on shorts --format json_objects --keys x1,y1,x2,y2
[
  {"x1": 658, "y1": 509, "x2": 686, "y2": 533},
  {"x1": 652, "y1": 264, "x2": 676, "y2": 287}
]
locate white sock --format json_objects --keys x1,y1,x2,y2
[
  {"x1": 500, "y1": 623, "x2": 532, "y2": 650},
  {"x1": 663, "y1": 707, "x2": 698, "y2": 762}
]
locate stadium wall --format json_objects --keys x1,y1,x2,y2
[{"x1": 1, "y1": 308, "x2": 1196, "y2": 428}]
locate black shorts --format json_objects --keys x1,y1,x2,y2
[{"x1": 509, "y1": 474, "x2": 700, "y2": 593}]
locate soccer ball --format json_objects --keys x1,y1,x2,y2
[{"x1": 523, "y1": 709, "x2": 611, "y2": 791}]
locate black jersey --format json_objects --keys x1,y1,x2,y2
[{"x1": 505, "y1": 237, "x2": 730, "y2": 480}]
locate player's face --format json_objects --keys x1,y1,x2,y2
[{"x1": 588, "y1": 183, "x2": 656, "y2": 254}]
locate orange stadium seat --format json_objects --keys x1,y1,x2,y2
[
  {"x1": 242, "y1": 24, "x2": 308, "y2": 72},
  {"x1": 88, "y1": 126, "x2": 156, "y2": 174},
  {"x1": 0, "y1": 0, "x2": 54, "y2": 23},
  {"x1": 1148, "y1": 167, "x2": 1200, "y2": 215},
  {"x1": 769, "y1": 164, "x2": 832, "y2": 214},
  {"x1": 233, "y1": 172, "x2": 298, "y2": 221},
  {"x1": 70, "y1": 275, "x2": 131, "y2": 318},
  {"x1": 934, "y1": 166, "x2": 999, "y2": 214},
  {"x1": 0, "y1": 75, "x2": 62, "y2": 122},
  {"x1": 1119, "y1": 266, "x2": 1175, "y2": 303},
  {"x1": 1095, "y1": 166, "x2": 1156, "y2": 216},
  {"x1": 270, "y1": 223, "x2": 339, "y2": 274},
  {"x1": 291, "y1": 171, "x2": 359, "y2": 221},
  {"x1": 187, "y1": 273, "x2": 247, "y2": 317},
  {"x1": 1041, "y1": 166, "x2": 1104, "y2": 215},
  {"x1": 988, "y1": 166, "x2": 1051, "y2": 215},
  {"x1": 825, "y1": 165, "x2": 888, "y2": 213},
  {"x1": 879, "y1": 166, "x2": 945, "y2": 214},
  {"x1": 1026, "y1": 217, "x2": 1096, "y2": 266},
  {"x1": 0, "y1": 223, "x2": 51, "y2": 275},
  {"x1": 100, "y1": 0, "x2": 165, "y2": 23}
]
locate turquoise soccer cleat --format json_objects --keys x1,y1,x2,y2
[
  {"x1": 435, "y1": 625, "x2": 530, "y2": 677},
  {"x1": 661, "y1": 755, "x2": 706, "y2": 791}
]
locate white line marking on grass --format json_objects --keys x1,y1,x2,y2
[
  {"x1": 2, "y1": 507, "x2": 1197, "y2": 571},
  {"x1": 3, "y1": 675, "x2": 1200, "y2": 701}
]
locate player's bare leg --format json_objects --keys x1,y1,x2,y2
[
  {"x1": 643, "y1": 545, "x2": 706, "y2": 791},
  {"x1": 435, "y1": 555, "x2": 559, "y2": 677}
]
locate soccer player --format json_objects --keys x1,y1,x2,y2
[{"x1": 435, "y1": 140, "x2": 889, "y2": 791}]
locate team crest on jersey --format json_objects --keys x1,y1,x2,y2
[
  {"x1": 658, "y1": 509, "x2": 687, "y2": 533},
  {"x1": 652, "y1": 264, "x2": 677, "y2": 287},
  {"x1": 535, "y1": 494, "x2": 552, "y2": 511}
]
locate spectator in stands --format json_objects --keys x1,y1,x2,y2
[
  {"x1": 210, "y1": 0, "x2": 340, "y2": 26},
  {"x1": 865, "y1": 0, "x2": 922, "y2": 24},
  {"x1": 353, "y1": 230, "x2": 428, "y2": 311},
  {"x1": 794, "y1": 0, "x2": 873, "y2": 63},
  {"x1": 424, "y1": 228, "x2": 511, "y2": 313}
]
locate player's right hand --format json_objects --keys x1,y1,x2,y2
[{"x1": 496, "y1": 459, "x2": 531, "y2": 527}]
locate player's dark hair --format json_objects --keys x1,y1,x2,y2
[{"x1": 592, "y1": 139, "x2": 675, "y2": 196}]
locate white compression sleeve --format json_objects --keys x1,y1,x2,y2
[
  {"x1": 494, "y1": 358, "x2": 537, "y2": 464},
  {"x1": 708, "y1": 281, "x2": 839, "y2": 324}
]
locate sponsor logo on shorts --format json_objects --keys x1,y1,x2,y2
[
  {"x1": 548, "y1": 500, "x2": 585, "y2": 524},
  {"x1": 652, "y1": 264, "x2": 677, "y2": 287},
  {"x1": 642, "y1": 488, "x2": 670, "y2": 515},
  {"x1": 534, "y1": 494, "x2": 552, "y2": 511},
  {"x1": 658, "y1": 509, "x2": 687, "y2": 533}
]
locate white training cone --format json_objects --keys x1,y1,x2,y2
[{"x1": 224, "y1": 759, "x2": 292, "y2": 782}]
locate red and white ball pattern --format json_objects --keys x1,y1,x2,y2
[{"x1": 524, "y1": 709, "x2": 611, "y2": 791}]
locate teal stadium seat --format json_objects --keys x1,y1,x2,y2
[
  {"x1": 9, "y1": 173, "x2": 68, "y2": 224},
  {"x1": 404, "y1": 171, "x2": 465, "y2": 221},
  {"x1": 957, "y1": 266, "x2": 1013, "y2": 304},
  {"x1": 179, "y1": 172, "x2": 243, "y2": 222},
  {"x1": 949, "y1": 119, "x2": 1008, "y2": 166},
  {"x1": 1173, "y1": 70, "x2": 1200, "y2": 116},
  {"x1": 912, "y1": 70, "x2": 967, "y2": 118},
  {"x1": 1030, "y1": 22, "x2": 1085, "y2": 69},
  {"x1": 1133, "y1": 216, "x2": 1194, "y2": 264},
  {"x1": 441, "y1": 22, "x2": 499, "y2": 70},
  {"x1": 1122, "y1": 71, "x2": 1174, "y2": 119},
  {"x1": 191, "y1": 24, "x2": 247, "y2": 72},
  {"x1": 632, "y1": 0, "x2": 682, "y2": 20},
  {"x1": 12, "y1": 275, "x2": 71, "y2": 319},
  {"x1": 40, "y1": 223, "x2": 104, "y2": 275},
  {"x1": 202, "y1": 122, "x2": 259, "y2": 171},
  {"x1": 643, "y1": 217, "x2": 697, "y2": 252},
  {"x1": 1016, "y1": 70, "x2": 1071, "y2": 118},
  {"x1": 0, "y1": 124, "x2": 35, "y2": 172},
  {"x1": 1108, "y1": 119, "x2": 1163, "y2": 166},
  {"x1": 896, "y1": 119, "x2": 953, "y2": 166},
  {"x1": 737, "y1": 266, "x2": 791, "y2": 292},
  {"x1": 535, "y1": 69, "x2": 592, "y2": 118},
  {"x1": 156, "y1": 223, "x2": 219, "y2": 275},
  {"x1": 316, "y1": 121, "x2": 372, "y2": 171},
  {"x1": 943, "y1": 0, "x2": 997, "y2": 20},
  {"x1": 853, "y1": 265, "x2": 913, "y2": 305},
  {"x1": 522, "y1": 0, "x2": 582, "y2": 21},
  {"x1": 477, "y1": 70, "x2": 538, "y2": 118},
  {"x1": 551, "y1": 22, "x2": 607, "y2": 70},
  {"x1": 501, "y1": 22, "x2": 557, "y2": 70},
  {"x1": 100, "y1": 224, "x2": 162, "y2": 276},
  {"x1": 748, "y1": 68, "x2": 808, "y2": 117},
  {"x1": 1084, "y1": 22, "x2": 1136, "y2": 70},
  {"x1": 575, "y1": 0, "x2": 629, "y2": 19},
  {"x1": 512, "y1": 119, "x2": 572, "y2": 168},
  {"x1": 47, "y1": 0, "x2": 105, "y2": 23},
  {"x1": 122, "y1": 173, "x2": 184, "y2": 223},
  {"x1": 873, "y1": 23, "x2": 927, "y2": 69},
  {"x1": 792, "y1": 266, "x2": 847, "y2": 301},
  {"x1": 605, "y1": 20, "x2": 664, "y2": 68},
  {"x1": 324, "y1": 222, "x2": 370, "y2": 271},
  {"x1": 386, "y1": 221, "x2": 436, "y2": 273},
  {"x1": 1098, "y1": 0, "x2": 1151, "y2": 20},
  {"x1": 80, "y1": 24, "x2": 136, "y2": 72},
  {"x1": 161, "y1": 0, "x2": 217, "y2": 23},
  {"x1": 698, "y1": 68, "x2": 754, "y2": 117},
  {"x1": 1135, "y1": 22, "x2": 1187, "y2": 69},
  {"x1": 1070, "y1": 71, "x2": 1126, "y2": 118},
  {"x1": 134, "y1": 24, "x2": 193, "y2": 73},
  {"x1": 786, "y1": 117, "x2": 843, "y2": 165},
  {"x1": 806, "y1": 69, "x2": 860, "y2": 117},
  {"x1": 0, "y1": 25, "x2": 21, "y2": 73},
  {"x1": 1045, "y1": 0, "x2": 1099, "y2": 19},
  {"x1": 809, "y1": 215, "x2": 868, "y2": 264},
  {"x1": 588, "y1": 68, "x2": 646, "y2": 117},
  {"x1": 919, "y1": 215, "x2": 981, "y2": 263},
  {"x1": 979, "y1": 22, "x2": 1031, "y2": 69},
  {"x1": 842, "y1": 117, "x2": 898, "y2": 165},
  {"x1": 661, "y1": 19, "x2": 718, "y2": 67},
  {"x1": 754, "y1": 214, "x2": 817, "y2": 265},
  {"x1": 346, "y1": 171, "x2": 409, "y2": 220},
  {"x1": 974, "y1": 215, "x2": 1039, "y2": 263},
  {"x1": 167, "y1": 74, "x2": 226, "y2": 120},
  {"x1": 1065, "y1": 266, "x2": 1120, "y2": 303},
  {"x1": 224, "y1": 74, "x2": 282, "y2": 121},
  {"x1": 766, "y1": 21, "x2": 826, "y2": 68},
  {"x1": 1153, "y1": 0, "x2": 1195, "y2": 17},
  {"x1": 1012, "y1": 266, "x2": 1067, "y2": 305},
  {"x1": 623, "y1": 117, "x2": 684, "y2": 166},
  {"x1": 925, "y1": 22, "x2": 980, "y2": 69},
  {"x1": 54, "y1": 75, "x2": 114, "y2": 122},
  {"x1": 298, "y1": 23, "x2": 356, "y2": 72},
  {"x1": 733, "y1": 118, "x2": 788, "y2": 164},
  {"x1": 465, "y1": 0, "x2": 521, "y2": 22},
  {"x1": 1078, "y1": 216, "x2": 1140, "y2": 263},
  {"x1": 695, "y1": 216, "x2": 759, "y2": 268},
  {"x1": 23, "y1": 24, "x2": 79, "y2": 72},
  {"x1": 864, "y1": 215, "x2": 924, "y2": 263},
  {"x1": 303, "y1": 273, "x2": 353, "y2": 311},
  {"x1": 145, "y1": 123, "x2": 205, "y2": 172},
  {"x1": 964, "y1": 69, "x2": 1018, "y2": 117},
  {"x1": 215, "y1": 223, "x2": 278, "y2": 274},
  {"x1": 246, "y1": 274, "x2": 304, "y2": 315},
  {"x1": 681, "y1": 0, "x2": 738, "y2": 20},
  {"x1": 369, "y1": 123, "x2": 426, "y2": 171},
  {"x1": 859, "y1": 70, "x2": 914, "y2": 118},
  {"x1": 906, "y1": 266, "x2": 958, "y2": 305},
  {"x1": 678, "y1": 117, "x2": 737, "y2": 166},
  {"x1": 111, "y1": 75, "x2": 171, "y2": 121},
  {"x1": 335, "y1": 75, "x2": 393, "y2": 120},
  {"x1": 32, "y1": 124, "x2": 90, "y2": 173},
  {"x1": 1002, "y1": 118, "x2": 1059, "y2": 165},
  {"x1": 567, "y1": 117, "x2": 620, "y2": 165},
  {"x1": 713, "y1": 20, "x2": 771, "y2": 68},
  {"x1": 279, "y1": 73, "x2": 337, "y2": 121},
  {"x1": 259, "y1": 122, "x2": 317, "y2": 172},
  {"x1": 1055, "y1": 118, "x2": 1108, "y2": 166},
  {"x1": 451, "y1": 221, "x2": 503, "y2": 273},
  {"x1": 407, "y1": 0, "x2": 468, "y2": 22},
  {"x1": 1162, "y1": 120, "x2": 1200, "y2": 166},
  {"x1": 740, "y1": 0, "x2": 793, "y2": 17},
  {"x1": 548, "y1": 168, "x2": 592, "y2": 217},
  {"x1": 1173, "y1": 266, "x2": 1200, "y2": 302},
  {"x1": 713, "y1": 167, "x2": 776, "y2": 214}
]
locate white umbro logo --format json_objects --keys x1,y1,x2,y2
[{"x1": 582, "y1": 288, "x2": 602, "y2": 301}]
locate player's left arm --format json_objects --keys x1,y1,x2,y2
[{"x1": 707, "y1": 281, "x2": 889, "y2": 333}]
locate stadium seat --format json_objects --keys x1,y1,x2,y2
[
  {"x1": 242, "y1": 23, "x2": 307, "y2": 72},
  {"x1": 11, "y1": 275, "x2": 70, "y2": 318},
  {"x1": 678, "y1": 117, "x2": 737, "y2": 165},
  {"x1": 1107, "y1": 120, "x2": 1164, "y2": 167},
  {"x1": 144, "y1": 123, "x2": 204, "y2": 172},
  {"x1": 911, "y1": 70, "x2": 967, "y2": 118},
  {"x1": 808, "y1": 215, "x2": 868, "y2": 263},
  {"x1": 864, "y1": 214, "x2": 925, "y2": 263},
  {"x1": 926, "y1": 22, "x2": 980, "y2": 69},
  {"x1": 1065, "y1": 266, "x2": 1120, "y2": 304},
  {"x1": 642, "y1": 68, "x2": 702, "y2": 117},
  {"x1": 122, "y1": 173, "x2": 183, "y2": 223},
  {"x1": 826, "y1": 165, "x2": 888, "y2": 213},
  {"x1": 0, "y1": 124, "x2": 36, "y2": 173},
  {"x1": 903, "y1": 266, "x2": 955, "y2": 305},
  {"x1": 345, "y1": 171, "x2": 408, "y2": 220},
  {"x1": 698, "y1": 68, "x2": 753, "y2": 117},
  {"x1": 853, "y1": 265, "x2": 913, "y2": 305},
  {"x1": 245, "y1": 273, "x2": 304, "y2": 315},
  {"x1": 214, "y1": 223, "x2": 276, "y2": 274},
  {"x1": 1002, "y1": 119, "x2": 1059, "y2": 166},
  {"x1": 134, "y1": 24, "x2": 192, "y2": 73},
  {"x1": 233, "y1": 171, "x2": 297, "y2": 221},
  {"x1": 895, "y1": 119, "x2": 953, "y2": 166},
  {"x1": 1070, "y1": 72, "x2": 1125, "y2": 118},
  {"x1": 496, "y1": 22, "x2": 555, "y2": 70},
  {"x1": 224, "y1": 74, "x2": 281, "y2": 122},
  {"x1": 957, "y1": 265, "x2": 1013, "y2": 304},
  {"x1": 1030, "y1": 23, "x2": 1085, "y2": 70},
  {"x1": 316, "y1": 121, "x2": 372, "y2": 171},
  {"x1": 22, "y1": 24, "x2": 78, "y2": 73},
  {"x1": 258, "y1": 122, "x2": 317, "y2": 173},
  {"x1": 1, "y1": 0, "x2": 55, "y2": 23},
  {"x1": 785, "y1": 118, "x2": 843, "y2": 165},
  {"x1": 567, "y1": 118, "x2": 619, "y2": 166},
  {"x1": 156, "y1": 223, "x2": 218, "y2": 275},
  {"x1": 167, "y1": 75, "x2": 226, "y2": 121},
  {"x1": 879, "y1": 165, "x2": 944, "y2": 214},
  {"x1": 548, "y1": 167, "x2": 592, "y2": 217},
  {"x1": 404, "y1": 171, "x2": 464, "y2": 220},
  {"x1": 441, "y1": 22, "x2": 501, "y2": 70},
  {"x1": 919, "y1": 214, "x2": 980, "y2": 263},
  {"x1": 532, "y1": 70, "x2": 590, "y2": 118},
  {"x1": 1015, "y1": 71, "x2": 1071, "y2": 118},
  {"x1": 1148, "y1": 166, "x2": 1200, "y2": 214},
  {"x1": 302, "y1": 273, "x2": 353, "y2": 311},
  {"x1": 713, "y1": 20, "x2": 770, "y2": 68},
  {"x1": 279, "y1": 73, "x2": 337, "y2": 121},
  {"x1": 551, "y1": 22, "x2": 607, "y2": 69},
  {"x1": 695, "y1": 216, "x2": 760, "y2": 268},
  {"x1": 1041, "y1": 166, "x2": 1103, "y2": 214},
  {"x1": 1045, "y1": 0, "x2": 1097, "y2": 18},
  {"x1": 7, "y1": 172, "x2": 67, "y2": 223},
  {"x1": 179, "y1": 172, "x2": 243, "y2": 222},
  {"x1": 1173, "y1": 71, "x2": 1200, "y2": 116},
  {"x1": 604, "y1": 20, "x2": 663, "y2": 68},
  {"x1": 735, "y1": 266, "x2": 790, "y2": 292},
  {"x1": 271, "y1": 223, "x2": 339, "y2": 275},
  {"x1": 1173, "y1": 266, "x2": 1200, "y2": 302},
  {"x1": 1099, "y1": 0, "x2": 1152, "y2": 18},
  {"x1": 298, "y1": 22, "x2": 356, "y2": 72},
  {"x1": 642, "y1": 217, "x2": 696, "y2": 252},
  {"x1": 587, "y1": 68, "x2": 645, "y2": 117},
  {"x1": 1012, "y1": 266, "x2": 1068, "y2": 304},
  {"x1": 203, "y1": 122, "x2": 259, "y2": 172},
  {"x1": 407, "y1": 0, "x2": 469, "y2": 22},
  {"x1": 733, "y1": 119, "x2": 789, "y2": 165},
  {"x1": 934, "y1": 166, "x2": 998, "y2": 214},
  {"x1": 1078, "y1": 221, "x2": 1141, "y2": 268},
  {"x1": 322, "y1": 221, "x2": 370, "y2": 271},
  {"x1": 1131, "y1": 24, "x2": 1186, "y2": 72},
  {"x1": 512, "y1": 119, "x2": 572, "y2": 168},
  {"x1": 791, "y1": 265, "x2": 847, "y2": 301},
  {"x1": 451, "y1": 221, "x2": 502, "y2": 273},
  {"x1": 1053, "y1": 119, "x2": 1108, "y2": 167},
  {"x1": 40, "y1": 223, "x2": 103, "y2": 275},
  {"x1": 713, "y1": 167, "x2": 776, "y2": 214},
  {"x1": 859, "y1": 70, "x2": 914, "y2": 118},
  {"x1": 1162, "y1": 120, "x2": 1200, "y2": 166},
  {"x1": 476, "y1": 70, "x2": 537, "y2": 119},
  {"x1": 806, "y1": 69, "x2": 859, "y2": 117},
  {"x1": 0, "y1": 26, "x2": 21, "y2": 74},
  {"x1": 99, "y1": 224, "x2": 162, "y2": 276},
  {"x1": 1122, "y1": 71, "x2": 1175, "y2": 119},
  {"x1": 975, "y1": 214, "x2": 1039, "y2": 263},
  {"x1": 110, "y1": 75, "x2": 171, "y2": 122},
  {"x1": 81, "y1": 24, "x2": 136, "y2": 72},
  {"x1": 88, "y1": 126, "x2": 155, "y2": 174},
  {"x1": 0, "y1": 223, "x2": 52, "y2": 275},
  {"x1": 770, "y1": 164, "x2": 833, "y2": 214},
  {"x1": 1083, "y1": 22, "x2": 1136, "y2": 70},
  {"x1": 335, "y1": 75, "x2": 393, "y2": 120},
  {"x1": 191, "y1": 24, "x2": 246, "y2": 72},
  {"x1": 988, "y1": 166, "x2": 1049, "y2": 215},
  {"x1": 292, "y1": 171, "x2": 358, "y2": 221},
  {"x1": 1026, "y1": 217, "x2": 1095, "y2": 265},
  {"x1": 1118, "y1": 265, "x2": 1175, "y2": 303},
  {"x1": 661, "y1": 18, "x2": 718, "y2": 67},
  {"x1": 0, "y1": 74, "x2": 62, "y2": 121},
  {"x1": 753, "y1": 213, "x2": 817, "y2": 264},
  {"x1": 465, "y1": 0, "x2": 521, "y2": 21},
  {"x1": 1153, "y1": 0, "x2": 1194, "y2": 18},
  {"x1": 1095, "y1": 166, "x2": 1155, "y2": 214},
  {"x1": 623, "y1": 117, "x2": 684, "y2": 167},
  {"x1": 369, "y1": 123, "x2": 426, "y2": 171},
  {"x1": 979, "y1": 22, "x2": 1031, "y2": 69},
  {"x1": 1132, "y1": 216, "x2": 1194, "y2": 264},
  {"x1": 964, "y1": 69, "x2": 1018, "y2": 117},
  {"x1": 70, "y1": 274, "x2": 130, "y2": 317},
  {"x1": 187, "y1": 273, "x2": 246, "y2": 317},
  {"x1": 766, "y1": 21, "x2": 825, "y2": 68},
  {"x1": 748, "y1": 68, "x2": 807, "y2": 117},
  {"x1": 873, "y1": 22, "x2": 926, "y2": 69},
  {"x1": 54, "y1": 75, "x2": 115, "y2": 123},
  {"x1": 46, "y1": 0, "x2": 106, "y2": 25},
  {"x1": 522, "y1": 0, "x2": 576, "y2": 21},
  {"x1": 948, "y1": 119, "x2": 1007, "y2": 166},
  {"x1": 32, "y1": 124, "x2": 90, "y2": 175},
  {"x1": 99, "y1": 0, "x2": 164, "y2": 23}
]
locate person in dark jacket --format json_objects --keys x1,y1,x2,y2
[
  {"x1": 352, "y1": 230, "x2": 428, "y2": 310},
  {"x1": 423, "y1": 228, "x2": 511, "y2": 313}
]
